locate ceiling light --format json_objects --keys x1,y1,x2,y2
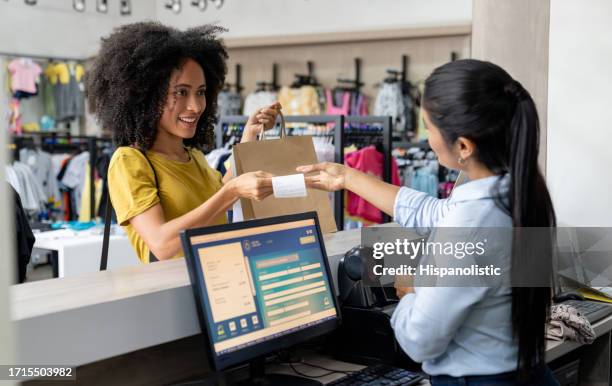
[
  {"x1": 165, "y1": 0, "x2": 181, "y2": 14},
  {"x1": 96, "y1": 0, "x2": 107, "y2": 13},
  {"x1": 191, "y1": 0, "x2": 206, "y2": 11},
  {"x1": 120, "y1": 0, "x2": 131, "y2": 15},
  {"x1": 73, "y1": 0, "x2": 85, "y2": 12}
]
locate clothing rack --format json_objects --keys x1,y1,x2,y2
[
  {"x1": 216, "y1": 114, "x2": 393, "y2": 229},
  {"x1": 337, "y1": 58, "x2": 364, "y2": 91},
  {"x1": 11, "y1": 133, "x2": 113, "y2": 220},
  {"x1": 292, "y1": 61, "x2": 320, "y2": 87},
  {"x1": 255, "y1": 63, "x2": 280, "y2": 92},
  {"x1": 394, "y1": 140, "x2": 431, "y2": 150},
  {"x1": 345, "y1": 115, "x2": 393, "y2": 224},
  {"x1": 272, "y1": 63, "x2": 279, "y2": 91},
  {"x1": 224, "y1": 63, "x2": 243, "y2": 93}
]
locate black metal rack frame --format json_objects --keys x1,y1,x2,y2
[{"x1": 216, "y1": 114, "x2": 393, "y2": 229}]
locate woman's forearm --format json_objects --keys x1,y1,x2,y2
[
  {"x1": 133, "y1": 182, "x2": 238, "y2": 260},
  {"x1": 343, "y1": 168, "x2": 400, "y2": 217}
]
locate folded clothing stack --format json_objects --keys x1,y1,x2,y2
[{"x1": 546, "y1": 304, "x2": 596, "y2": 344}]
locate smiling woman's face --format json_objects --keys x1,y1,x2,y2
[{"x1": 158, "y1": 58, "x2": 207, "y2": 140}]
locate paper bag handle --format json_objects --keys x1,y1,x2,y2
[{"x1": 258, "y1": 110, "x2": 286, "y2": 140}]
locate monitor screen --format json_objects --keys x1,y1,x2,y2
[{"x1": 182, "y1": 214, "x2": 339, "y2": 370}]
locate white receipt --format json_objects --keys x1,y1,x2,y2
[{"x1": 272, "y1": 174, "x2": 307, "y2": 198}]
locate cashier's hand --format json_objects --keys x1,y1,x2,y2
[
  {"x1": 229, "y1": 171, "x2": 274, "y2": 201},
  {"x1": 242, "y1": 102, "x2": 282, "y2": 143},
  {"x1": 394, "y1": 275, "x2": 414, "y2": 299},
  {"x1": 296, "y1": 162, "x2": 347, "y2": 192}
]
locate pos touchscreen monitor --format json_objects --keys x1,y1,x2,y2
[{"x1": 181, "y1": 212, "x2": 340, "y2": 384}]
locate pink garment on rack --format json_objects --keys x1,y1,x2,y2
[
  {"x1": 8, "y1": 59, "x2": 42, "y2": 94},
  {"x1": 439, "y1": 181, "x2": 454, "y2": 198},
  {"x1": 345, "y1": 145, "x2": 400, "y2": 223},
  {"x1": 326, "y1": 89, "x2": 351, "y2": 115},
  {"x1": 326, "y1": 90, "x2": 351, "y2": 129}
]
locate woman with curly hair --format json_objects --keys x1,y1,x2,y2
[{"x1": 87, "y1": 22, "x2": 280, "y2": 263}]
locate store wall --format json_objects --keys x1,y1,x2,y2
[
  {"x1": 0, "y1": 65, "x2": 16, "y2": 380},
  {"x1": 157, "y1": 0, "x2": 472, "y2": 38},
  {"x1": 0, "y1": 0, "x2": 472, "y2": 60},
  {"x1": 471, "y1": 0, "x2": 550, "y2": 172},
  {"x1": 227, "y1": 35, "x2": 470, "y2": 97},
  {"x1": 0, "y1": 0, "x2": 155, "y2": 59},
  {"x1": 547, "y1": 0, "x2": 612, "y2": 226}
]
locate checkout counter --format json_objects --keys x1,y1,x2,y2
[{"x1": 11, "y1": 225, "x2": 612, "y2": 385}]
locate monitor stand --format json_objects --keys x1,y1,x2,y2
[{"x1": 235, "y1": 358, "x2": 323, "y2": 386}]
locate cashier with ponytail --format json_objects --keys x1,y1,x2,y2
[{"x1": 299, "y1": 59, "x2": 559, "y2": 385}]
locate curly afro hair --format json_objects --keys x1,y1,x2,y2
[{"x1": 86, "y1": 21, "x2": 228, "y2": 150}]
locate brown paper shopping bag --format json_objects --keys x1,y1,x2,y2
[{"x1": 232, "y1": 112, "x2": 337, "y2": 233}]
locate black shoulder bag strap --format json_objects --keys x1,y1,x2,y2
[
  {"x1": 100, "y1": 148, "x2": 160, "y2": 271},
  {"x1": 100, "y1": 192, "x2": 113, "y2": 270}
]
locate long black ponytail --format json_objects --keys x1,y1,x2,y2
[{"x1": 422, "y1": 59, "x2": 556, "y2": 377}]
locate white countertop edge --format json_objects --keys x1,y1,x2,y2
[
  {"x1": 12, "y1": 223, "x2": 605, "y2": 366},
  {"x1": 15, "y1": 284, "x2": 202, "y2": 366}
]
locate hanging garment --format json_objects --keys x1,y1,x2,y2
[
  {"x1": 9, "y1": 184, "x2": 34, "y2": 284},
  {"x1": 205, "y1": 147, "x2": 232, "y2": 170},
  {"x1": 399, "y1": 164, "x2": 415, "y2": 188},
  {"x1": 278, "y1": 85, "x2": 321, "y2": 116},
  {"x1": 374, "y1": 82, "x2": 405, "y2": 134},
  {"x1": 415, "y1": 81, "x2": 428, "y2": 140},
  {"x1": 411, "y1": 166, "x2": 438, "y2": 197},
  {"x1": 401, "y1": 81, "x2": 415, "y2": 135},
  {"x1": 48, "y1": 62, "x2": 85, "y2": 121},
  {"x1": 6, "y1": 162, "x2": 47, "y2": 212},
  {"x1": 325, "y1": 89, "x2": 351, "y2": 115},
  {"x1": 243, "y1": 90, "x2": 277, "y2": 116},
  {"x1": 216, "y1": 152, "x2": 232, "y2": 176},
  {"x1": 40, "y1": 74, "x2": 56, "y2": 119},
  {"x1": 55, "y1": 155, "x2": 76, "y2": 220},
  {"x1": 78, "y1": 164, "x2": 103, "y2": 222},
  {"x1": 313, "y1": 141, "x2": 335, "y2": 164},
  {"x1": 19, "y1": 148, "x2": 60, "y2": 204},
  {"x1": 349, "y1": 91, "x2": 369, "y2": 116},
  {"x1": 8, "y1": 58, "x2": 41, "y2": 94},
  {"x1": 217, "y1": 90, "x2": 242, "y2": 116},
  {"x1": 278, "y1": 85, "x2": 322, "y2": 129},
  {"x1": 8, "y1": 98, "x2": 22, "y2": 134},
  {"x1": 60, "y1": 151, "x2": 90, "y2": 214},
  {"x1": 439, "y1": 181, "x2": 455, "y2": 199},
  {"x1": 345, "y1": 145, "x2": 401, "y2": 223}
]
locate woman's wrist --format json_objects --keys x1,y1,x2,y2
[
  {"x1": 220, "y1": 179, "x2": 239, "y2": 203},
  {"x1": 241, "y1": 127, "x2": 259, "y2": 143},
  {"x1": 342, "y1": 166, "x2": 356, "y2": 192}
]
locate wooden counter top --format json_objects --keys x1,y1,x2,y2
[{"x1": 11, "y1": 226, "x2": 365, "y2": 366}]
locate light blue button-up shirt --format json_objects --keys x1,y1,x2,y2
[{"x1": 390, "y1": 175, "x2": 517, "y2": 377}]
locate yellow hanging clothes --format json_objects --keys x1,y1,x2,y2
[{"x1": 79, "y1": 164, "x2": 92, "y2": 222}]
